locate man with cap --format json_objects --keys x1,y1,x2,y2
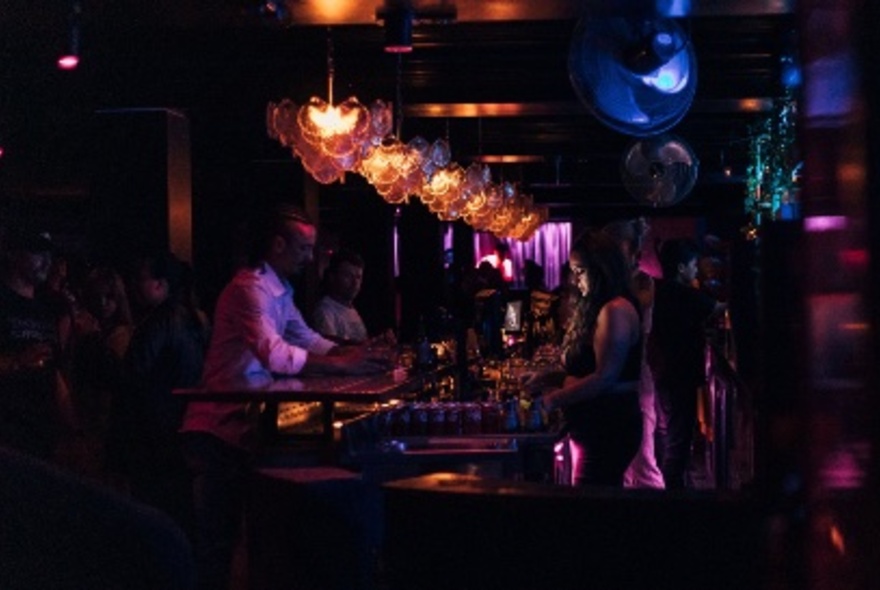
[{"x1": 0, "y1": 227, "x2": 73, "y2": 460}]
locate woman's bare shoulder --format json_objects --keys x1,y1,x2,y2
[{"x1": 600, "y1": 296, "x2": 640, "y2": 324}]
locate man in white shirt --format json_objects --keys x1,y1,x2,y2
[
  {"x1": 180, "y1": 204, "x2": 384, "y2": 590},
  {"x1": 312, "y1": 247, "x2": 369, "y2": 344}
]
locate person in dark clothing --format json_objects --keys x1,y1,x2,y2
[
  {"x1": 648, "y1": 238, "x2": 726, "y2": 489},
  {"x1": 0, "y1": 228, "x2": 73, "y2": 461},
  {"x1": 1, "y1": 446, "x2": 195, "y2": 590},
  {"x1": 70, "y1": 265, "x2": 134, "y2": 482},
  {"x1": 526, "y1": 229, "x2": 643, "y2": 486},
  {"x1": 118, "y1": 251, "x2": 209, "y2": 536}
]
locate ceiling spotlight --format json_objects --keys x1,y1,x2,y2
[
  {"x1": 57, "y1": 54, "x2": 79, "y2": 70},
  {"x1": 57, "y1": 1, "x2": 82, "y2": 70},
  {"x1": 253, "y1": 0, "x2": 289, "y2": 22},
  {"x1": 382, "y1": 7, "x2": 414, "y2": 54},
  {"x1": 376, "y1": 2, "x2": 456, "y2": 54}
]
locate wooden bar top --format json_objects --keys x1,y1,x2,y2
[{"x1": 172, "y1": 368, "x2": 427, "y2": 403}]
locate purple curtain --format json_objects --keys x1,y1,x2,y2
[{"x1": 473, "y1": 223, "x2": 572, "y2": 290}]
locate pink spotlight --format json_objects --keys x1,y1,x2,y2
[
  {"x1": 804, "y1": 215, "x2": 847, "y2": 233},
  {"x1": 384, "y1": 45, "x2": 413, "y2": 54},
  {"x1": 57, "y1": 55, "x2": 79, "y2": 70}
]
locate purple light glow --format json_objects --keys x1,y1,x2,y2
[
  {"x1": 392, "y1": 217, "x2": 400, "y2": 278},
  {"x1": 443, "y1": 223, "x2": 454, "y2": 254},
  {"x1": 818, "y1": 443, "x2": 869, "y2": 489},
  {"x1": 569, "y1": 438, "x2": 583, "y2": 485},
  {"x1": 57, "y1": 55, "x2": 79, "y2": 70},
  {"x1": 804, "y1": 215, "x2": 847, "y2": 232},
  {"x1": 473, "y1": 222, "x2": 572, "y2": 289}
]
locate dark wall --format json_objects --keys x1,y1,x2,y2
[
  {"x1": 397, "y1": 200, "x2": 445, "y2": 342},
  {"x1": 318, "y1": 181, "x2": 398, "y2": 337},
  {"x1": 90, "y1": 109, "x2": 183, "y2": 271}
]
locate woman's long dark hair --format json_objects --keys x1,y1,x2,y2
[{"x1": 561, "y1": 229, "x2": 637, "y2": 373}]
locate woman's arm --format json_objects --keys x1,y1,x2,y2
[{"x1": 543, "y1": 297, "x2": 639, "y2": 411}]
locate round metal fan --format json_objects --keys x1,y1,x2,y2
[
  {"x1": 621, "y1": 134, "x2": 699, "y2": 207},
  {"x1": 569, "y1": 14, "x2": 697, "y2": 137}
]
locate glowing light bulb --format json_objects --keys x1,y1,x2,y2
[{"x1": 57, "y1": 55, "x2": 79, "y2": 70}]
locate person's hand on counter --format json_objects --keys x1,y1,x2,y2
[
  {"x1": 521, "y1": 367, "x2": 567, "y2": 397},
  {"x1": 327, "y1": 343, "x2": 394, "y2": 374},
  {"x1": 372, "y1": 329, "x2": 397, "y2": 347}
]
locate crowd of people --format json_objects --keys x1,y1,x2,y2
[
  {"x1": 1, "y1": 204, "x2": 727, "y2": 588},
  {"x1": 0, "y1": 203, "x2": 395, "y2": 588}
]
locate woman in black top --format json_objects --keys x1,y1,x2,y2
[{"x1": 532, "y1": 229, "x2": 643, "y2": 486}]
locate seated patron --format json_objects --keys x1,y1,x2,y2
[
  {"x1": 311, "y1": 247, "x2": 369, "y2": 344},
  {"x1": 180, "y1": 204, "x2": 385, "y2": 590}
]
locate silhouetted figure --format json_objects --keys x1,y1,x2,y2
[
  {"x1": 120, "y1": 251, "x2": 209, "y2": 536},
  {"x1": 603, "y1": 218, "x2": 665, "y2": 490},
  {"x1": 0, "y1": 227, "x2": 72, "y2": 461},
  {"x1": 648, "y1": 238, "x2": 726, "y2": 489},
  {"x1": 0, "y1": 446, "x2": 195, "y2": 590}
]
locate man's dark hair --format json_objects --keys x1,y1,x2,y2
[
  {"x1": 136, "y1": 251, "x2": 185, "y2": 297},
  {"x1": 248, "y1": 203, "x2": 313, "y2": 266},
  {"x1": 320, "y1": 247, "x2": 364, "y2": 296},
  {"x1": 657, "y1": 238, "x2": 700, "y2": 279}
]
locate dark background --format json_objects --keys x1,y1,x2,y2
[{"x1": 0, "y1": 1, "x2": 793, "y2": 335}]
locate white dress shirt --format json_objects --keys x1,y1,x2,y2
[{"x1": 181, "y1": 263, "x2": 335, "y2": 448}]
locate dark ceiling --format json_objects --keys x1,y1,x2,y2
[{"x1": 0, "y1": 0, "x2": 796, "y2": 222}]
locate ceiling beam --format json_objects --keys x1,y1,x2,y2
[
  {"x1": 277, "y1": 0, "x2": 794, "y2": 26},
  {"x1": 402, "y1": 98, "x2": 774, "y2": 118}
]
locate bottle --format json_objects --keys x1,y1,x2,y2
[
  {"x1": 502, "y1": 397, "x2": 520, "y2": 432},
  {"x1": 415, "y1": 315, "x2": 434, "y2": 372},
  {"x1": 527, "y1": 397, "x2": 548, "y2": 432}
]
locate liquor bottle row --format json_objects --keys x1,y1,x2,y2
[{"x1": 374, "y1": 398, "x2": 550, "y2": 438}]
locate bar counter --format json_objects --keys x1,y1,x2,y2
[
  {"x1": 172, "y1": 369, "x2": 423, "y2": 403},
  {"x1": 173, "y1": 368, "x2": 434, "y2": 445}
]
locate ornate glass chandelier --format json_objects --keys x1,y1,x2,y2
[
  {"x1": 266, "y1": 33, "x2": 388, "y2": 184},
  {"x1": 267, "y1": 30, "x2": 549, "y2": 241}
]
